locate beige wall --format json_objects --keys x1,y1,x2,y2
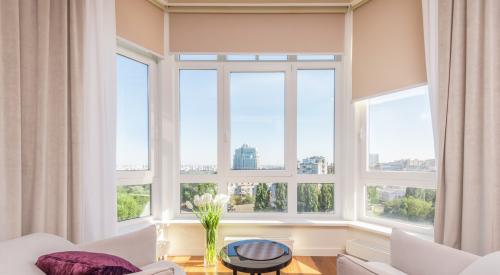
[
  {"x1": 352, "y1": 0, "x2": 427, "y2": 100},
  {"x1": 169, "y1": 13, "x2": 345, "y2": 53},
  {"x1": 163, "y1": 224, "x2": 389, "y2": 256},
  {"x1": 116, "y1": 0, "x2": 164, "y2": 55}
]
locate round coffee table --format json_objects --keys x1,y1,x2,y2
[{"x1": 220, "y1": 239, "x2": 292, "y2": 275}]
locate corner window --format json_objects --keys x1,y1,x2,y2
[
  {"x1": 359, "y1": 85, "x2": 436, "y2": 229},
  {"x1": 116, "y1": 51, "x2": 156, "y2": 222}
]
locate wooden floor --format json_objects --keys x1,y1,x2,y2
[{"x1": 169, "y1": 256, "x2": 337, "y2": 275}]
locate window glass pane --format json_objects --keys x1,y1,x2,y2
[
  {"x1": 179, "y1": 54, "x2": 217, "y2": 61},
  {"x1": 366, "y1": 185, "x2": 435, "y2": 225},
  {"x1": 297, "y1": 70, "x2": 335, "y2": 174},
  {"x1": 226, "y1": 55, "x2": 257, "y2": 61},
  {"x1": 258, "y1": 55, "x2": 288, "y2": 61},
  {"x1": 368, "y1": 86, "x2": 435, "y2": 172},
  {"x1": 180, "y1": 70, "x2": 218, "y2": 174},
  {"x1": 297, "y1": 55, "x2": 336, "y2": 61},
  {"x1": 180, "y1": 183, "x2": 218, "y2": 213},
  {"x1": 228, "y1": 183, "x2": 287, "y2": 213},
  {"x1": 230, "y1": 72, "x2": 285, "y2": 170},
  {"x1": 116, "y1": 55, "x2": 149, "y2": 171},
  {"x1": 117, "y1": 184, "x2": 151, "y2": 222},
  {"x1": 297, "y1": 183, "x2": 334, "y2": 213}
]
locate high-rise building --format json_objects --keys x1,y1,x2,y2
[
  {"x1": 298, "y1": 156, "x2": 327, "y2": 174},
  {"x1": 233, "y1": 144, "x2": 258, "y2": 170}
]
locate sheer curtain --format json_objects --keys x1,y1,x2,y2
[
  {"x1": 0, "y1": 0, "x2": 116, "y2": 243},
  {"x1": 433, "y1": 0, "x2": 500, "y2": 255}
]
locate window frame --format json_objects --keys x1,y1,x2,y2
[
  {"x1": 355, "y1": 87, "x2": 436, "y2": 234},
  {"x1": 173, "y1": 58, "x2": 343, "y2": 220},
  {"x1": 116, "y1": 46, "x2": 159, "y2": 225}
]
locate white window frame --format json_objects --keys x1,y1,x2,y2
[
  {"x1": 172, "y1": 57, "x2": 344, "y2": 220},
  {"x1": 116, "y1": 46, "x2": 160, "y2": 227},
  {"x1": 355, "y1": 89, "x2": 436, "y2": 235}
]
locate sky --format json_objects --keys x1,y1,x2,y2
[
  {"x1": 178, "y1": 70, "x2": 336, "y2": 168},
  {"x1": 116, "y1": 55, "x2": 150, "y2": 170},
  {"x1": 368, "y1": 85, "x2": 435, "y2": 163},
  {"x1": 116, "y1": 57, "x2": 435, "y2": 169}
]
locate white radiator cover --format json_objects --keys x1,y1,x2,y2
[{"x1": 346, "y1": 238, "x2": 390, "y2": 263}]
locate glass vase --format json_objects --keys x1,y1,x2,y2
[{"x1": 204, "y1": 224, "x2": 218, "y2": 267}]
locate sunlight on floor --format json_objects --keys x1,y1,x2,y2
[{"x1": 168, "y1": 256, "x2": 335, "y2": 275}]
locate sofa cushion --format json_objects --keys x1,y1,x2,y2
[
  {"x1": 36, "y1": 251, "x2": 141, "y2": 275},
  {"x1": 0, "y1": 233, "x2": 77, "y2": 275},
  {"x1": 459, "y1": 251, "x2": 500, "y2": 275}
]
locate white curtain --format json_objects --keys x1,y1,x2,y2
[
  {"x1": 80, "y1": 0, "x2": 117, "y2": 243},
  {"x1": 0, "y1": 0, "x2": 116, "y2": 243}
]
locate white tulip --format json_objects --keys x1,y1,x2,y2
[
  {"x1": 214, "y1": 194, "x2": 229, "y2": 206},
  {"x1": 185, "y1": 201, "x2": 193, "y2": 210},
  {"x1": 194, "y1": 195, "x2": 201, "y2": 207},
  {"x1": 202, "y1": 193, "x2": 213, "y2": 205}
]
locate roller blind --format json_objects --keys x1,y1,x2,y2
[
  {"x1": 169, "y1": 13, "x2": 345, "y2": 53},
  {"x1": 352, "y1": 0, "x2": 427, "y2": 100},
  {"x1": 116, "y1": 0, "x2": 164, "y2": 55}
]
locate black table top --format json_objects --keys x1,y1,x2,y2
[{"x1": 220, "y1": 240, "x2": 293, "y2": 273}]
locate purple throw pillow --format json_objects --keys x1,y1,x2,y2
[{"x1": 36, "y1": 251, "x2": 142, "y2": 275}]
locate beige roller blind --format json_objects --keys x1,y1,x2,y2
[
  {"x1": 352, "y1": 0, "x2": 426, "y2": 100},
  {"x1": 116, "y1": 0, "x2": 164, "y2": 55},
  {"x1": 169, "y1": 13, "x2": 345, "y2": 53}
]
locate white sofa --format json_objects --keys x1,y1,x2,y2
[
  {"x1": 0, "y1": 225, "x2": 185, "y2": 275},
  {"x1": 337, "y1": 228, "x2": 500, "y2": 275}
]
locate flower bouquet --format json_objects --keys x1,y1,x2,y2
[{"x1": 186, "y1": 193, "x2": 229, "y2": 267}]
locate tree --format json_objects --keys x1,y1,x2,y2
[
  {"x1": 274, "y1": 183, "x2": 287, "y2": 211},
  {"x1": 297, "y1": 184, "x2": 307, "y2": 212},
  {"x1": 305, "y1": 184, "x2": 319, "y2": 212},
  {"x1": 117, "y1": 193, "x2": 142, "y2": 221},
  {"x1": 367, "y1": 186, "x2": 380, "y2": 204},
  {"x1": 319, "y1": 184, "x2": 334, "y2": 212},
  {"x1": 254, "y1": 183, "x2": 270, "y2": 211}
]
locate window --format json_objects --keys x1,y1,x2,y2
[
  {"x1": 176, "y1": 55, "x2": 340, "y2": 218},
  {"x1": 297, "y1": 183, "x2": 334, "y2": 213},
  {"x1": 367, "y1": 86, "x2": 435, "y2": 172},
  {"x1": 366, "y1": 185, "x2": 435, "y2": 225},
  {"x1": 297, "y1": 55, "x2": 336, "y2": 61},
  {"x1": 179, "y1": 54, "x2": 218, "y2": 61},
  {"x1": 228, "y1": 183, "x2": 287, "y2": 213},
  {"x1": 226, "y1": 55, "x2": 257, "y2": 61},
  {"x1": 297, "y1": 69, "x2": 335, "y2": 174},
  {"x1": 230, "y1": 72, "x2": 285, "y2": 170},
  {"x1": 180, "y1": 70, "x2": 218, "y2": 174},
  {"x1": 117, "y1": 184, "x2": 152, "y2": 222},
  {"x1": 116, "y1": 55, "x2": 149, "y2": 171},
  {"x1": 359, "y1": 85, "x2": 436, "y2": 230},
  {"x1": 180, "y1": 183, "x2": 218, "y2": 213},
  {"x1": 116, "y1": 50, "x2": 156, "y2": 222}
]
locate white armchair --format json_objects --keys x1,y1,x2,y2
[
  {"x1": 337, "y1": 229, "x2": 480, "y2": 275},
  {"x1": 0, "y1": 225, "x2": 184, "y2": 275}
]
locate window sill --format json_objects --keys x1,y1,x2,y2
[{"x1": 160, "y1": 218, "x2": 393, "y2": 237}]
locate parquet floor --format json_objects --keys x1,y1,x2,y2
[{"x1": 169, "y1": 256, "x2": 337, "y2": 275}]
